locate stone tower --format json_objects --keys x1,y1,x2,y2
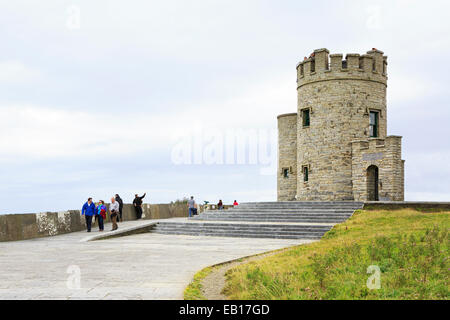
[{"x1": 277, "y1": 48, "x2": 404, "y2": 201}]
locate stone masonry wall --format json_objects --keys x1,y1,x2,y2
[
  {"x1": 277, "y1": 113, "x2": 298, "y2": 200},
  {"x1": 0, "y1": 203, "x2": 188, "y2": 242},
  {"x1": 295, "y1": 48, "x2": 388, "y2": 200},
  {"x1": 351, "y1": 136, "x2": 404, "y2": 201}
]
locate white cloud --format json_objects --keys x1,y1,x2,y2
[
  {"x1": 0, "y1": 60, "x2": 41, "y2": 83},
  {"x1": 387, "y1": 74, "x2": 444, "y2": 105},
  {"x1": 0, "y1": 74, "x2": 293, "y2": 160},
  {"x1": 0, "y1": 105, "x2": 166, "y2": 158}
]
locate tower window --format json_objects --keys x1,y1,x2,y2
[
  {"x1": 283, "y1": 168, "x2": 289, "y2": 178},
  {"x1": 302, "y1": 109, "x2": 310, "y2": 127},
  {"x1": 302, "y1": 166, "x2": 309, "y2": 182},
  {"x1": 369, "y1": 111, "x2": 379, "y2": 137},
  {"x1": 342, "y1": 60, "x2": 347, "y2": 69},
  {"x1": 300, "y1": 64, "x2": 304, "y2": 76}
]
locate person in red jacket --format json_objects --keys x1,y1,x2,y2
[
  {"x1": 96, "y1": 200, "x2": 107, "y2": 232},
  {"x1": 233, "y1": 200, "x2": 239, "y2": 206}
]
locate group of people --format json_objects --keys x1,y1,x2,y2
[
  {"x1": 81, "y1": 193, "x2": 146, "y2": 232},
  {"x1": 217, "y1": 199, "x2": 239, "y2": 210},
  {"x1": 187, "y1": 197, "x2": 239, "y2": 217},
  {"x1": 82, "y1": 194, "x2": 239, "y2": 231}
]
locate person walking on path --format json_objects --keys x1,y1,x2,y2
[
  {"x1": 133, "y1": 193, "x2": 146, "y2": 219},
  {"x1": 81, "y1": 198, "x2": 96, "y2": 232},
  {"x1": 109, "y1": 197, "x2": 119, "y2": 231},
  {"x1": 187, "y1": 196, "x2": 196, "y2": 218},
  {"x1": 217, "y1": 200, "x2": 224, "y2": 210},
  {"x1": 96, "y1": 200, "x2": 107, "y2": 231},
  {"x1": 115, "y1": 194, "x2": 123, "y2": 222},
  {"x1": 233, "y1": 200, "x2": 239, "y2": 206}
]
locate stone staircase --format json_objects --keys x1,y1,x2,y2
[{"x1": 151, "y1": 201, "x2": 363, "y2": 240}]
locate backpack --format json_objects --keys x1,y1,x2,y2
[{"x1": 100, "y1": 207, "x2": 106, "y2": 219}]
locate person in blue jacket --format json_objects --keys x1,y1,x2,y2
[{"x1": 81, "y1": 197, "x2": 96, "y2": 232}]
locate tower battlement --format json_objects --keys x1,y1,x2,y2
[{"x1": 296, "y1": 48, "x2": 387, "y2": 88}]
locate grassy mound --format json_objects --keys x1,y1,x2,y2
[{"x1": 223, "y1": 209, "x2": 449, "y2": 300}]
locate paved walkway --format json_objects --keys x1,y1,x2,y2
[{"x1": 0, "y1": 219, "x2": 312, "y2": 300}]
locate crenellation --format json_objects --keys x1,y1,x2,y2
[
  {"x1": 345, "y1": 53, "x2": 360, "y2": 71},
  {"x1": 382, "y1": 56, "x2": 388, "y2": 75},
  {"x1": 366, "y1": 49, "x2": 384, "y2": 74},
  {"x1": 297, "y1": 49, "x2": 387, "y2": 89},
  {"x1": 314, "y1": 48, "x2": 330, "y2": 72},
  {"x1": 329, "y1": 54, "x2": 343, "y2": 71},
  {"x1": 303, "y1": 59, "x2": 313, "y2": 77},
  {"x1": 359, "y1": 54, "x2": 374, "y2": 74}
]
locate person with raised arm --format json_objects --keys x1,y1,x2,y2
[{"x1": 133, "y1": 193, "x2": 146, "y2": 219}]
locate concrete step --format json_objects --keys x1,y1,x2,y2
[
  {"x1": 228, "y1": 207, "x2": 360, "y2": 211},
  {"x1": 239, "y1": 201, "x2": 364, "y2": 205},
  {"x1": 199, "y1": 212, "x2": 353, "y2": 217},
  {"x1": 152, "y1": 230, "x2": 323, "y2": 240},
  {"x1": 152, "y1": 221, "x2": 332, "y2": 239},
  {"x1": 192, "y1": 218, "x2": 347, "y2": 223},
  {"x1": 194, "y1": 214, "x2": 349, "y2": 219},
  {"x1": 227, "y1": 206, "x2": 360, "y2": 210},
  {"x1": 155, "y1": 222, "x2": 331, "y2": 231},
  {"x1": 203, "y1": 210, "x2": 355, "y2": 215},
  {"x1": 152, "y1": 201, "x2": 360, "y2": 240},
  {"x1": 193, "y1": 214, "x2": 350, "y2": 220},
  {"x1": 154, "y1": 228, "x2": 327, "y2": 236},
  {"x1": 232, "y1": 204, "x2": 362, "y2": 209},
  {"x1": 222, "y1": 209, "x2": 356, "y2": 213}
]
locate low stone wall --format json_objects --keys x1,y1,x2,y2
[
  {"x1": 0, "y1": 203, "x2": 188, "y2": 242},
  {"x1": 363, "y1": 201, "x2": 450, "y2": 211}
]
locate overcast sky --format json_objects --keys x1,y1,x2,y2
[{"x1": 0, "y1": 0, "x2": 449, "y2": 214}]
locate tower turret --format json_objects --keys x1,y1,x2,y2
[
  {"x1": 277, "y1": 113, "x2": 297, "y2": 201},
  {"x1": 296, "y1": 48, "x2": 388, "y2": 200}
]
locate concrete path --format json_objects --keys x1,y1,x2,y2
[{"x1": 0, "y1": 218, "x2": 312, "y2": 300}]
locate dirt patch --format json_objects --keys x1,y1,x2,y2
[{"x1": 200, "y1": 250, "x2": 284, "y2": 300}]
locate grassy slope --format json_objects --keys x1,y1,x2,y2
[{"x1": 223, "y1": 209, "x2": 449, "y2": 300}]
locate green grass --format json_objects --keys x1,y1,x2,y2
[{"x1": 222, "y1": 209, "x2": 449, "y2": 300}]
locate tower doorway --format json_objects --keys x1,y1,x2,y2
[{"x1": 367, "y1": 165, "x2": 379, "y2": 201}]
